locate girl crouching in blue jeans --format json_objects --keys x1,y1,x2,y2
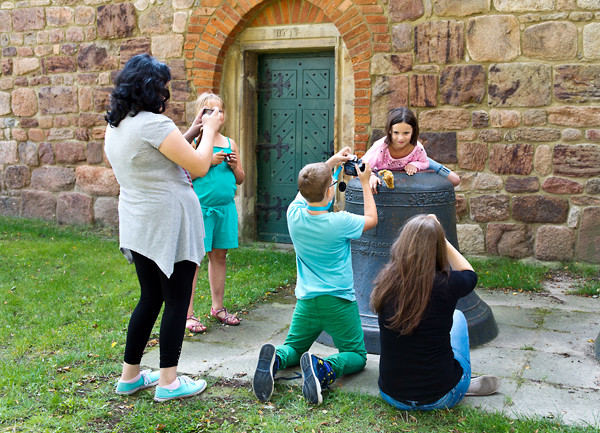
[{"x1": 371, "y1": 214, "x2": 500, "y2": 410}]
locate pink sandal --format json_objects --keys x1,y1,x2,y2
[
  {"x1": 210, "y1": 307, "x2": 240, "y2": 326},
  {"x1": 186, "y1": 314, "x2": 207, "y2": 333}
]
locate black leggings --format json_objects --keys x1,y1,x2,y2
[{"x1": 124, "y1": 251, "x2": 195, "y2": 368}]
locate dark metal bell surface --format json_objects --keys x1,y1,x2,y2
[{"x1": 317, "y1": 171, "x2": 498, "y2": 354}]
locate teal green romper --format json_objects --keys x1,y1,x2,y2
[{"x1": 192, "y1": 137, "x2": 238, "y2": 252}]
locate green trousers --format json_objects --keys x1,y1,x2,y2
[{"x1": 276, "y1": 295, "x2": 367, "y2": 378}]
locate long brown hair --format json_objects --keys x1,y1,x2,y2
[
  {"x1": 370, "y1": 215, "x2": 449, "y2": 335},
  {"x1": 384, "y1": 107, "x2": 419, "y2": 147}
]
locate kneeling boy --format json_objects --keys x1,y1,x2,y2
[{"x1": 253, "y1": 146, "x2": 377, "y2": 405}]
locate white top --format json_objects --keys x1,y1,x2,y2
[{"x1": 105, "y1": 111, "x2": 205, "y2": 277}]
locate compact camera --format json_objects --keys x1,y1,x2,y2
[
  {"x1": 224, "y1": 154, "x2": 231, "y2": 162},
  {"x1": 343, "y1": 155, "x2": 366, "y2": 176},
  {"x1": 202, "y1": 108, "x2": 215, "y2": 116}
]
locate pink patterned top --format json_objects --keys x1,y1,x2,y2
[{"x1": 362, "y1": 137, "x2": 429, "y2": 172}]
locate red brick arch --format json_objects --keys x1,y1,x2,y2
[{"x1": 184, "y1": 0, "x2": 389, "y2": 151}]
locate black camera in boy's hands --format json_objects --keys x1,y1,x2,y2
[{"x1": 343, "y1": 155, "x2": 366, "y2": 176}]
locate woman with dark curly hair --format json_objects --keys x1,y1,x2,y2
[{"x1": 105, "y1": 54, "x2": 221, "y2": 402}]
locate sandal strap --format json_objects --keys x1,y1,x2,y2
[{"x1": 211, "y1": 307, "x2": 240, "y2": 325}]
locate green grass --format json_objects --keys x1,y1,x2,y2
[
  {"x1": 468, "y1": 257, "x2": 549, "y2": 292},
  {"x1": 558, "y1": 262, "x2": 600, "y2": 297},
  {"x1": 0, "y1": 216, "x2": 598, "y2": 432}
]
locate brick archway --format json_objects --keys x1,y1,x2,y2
[{"x1": 184, "y1": 0, "x2": 388, "y2": 151}]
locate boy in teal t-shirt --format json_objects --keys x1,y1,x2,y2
[{"x1": 252, "y1": 146, "x2": 378, "y2": 405}]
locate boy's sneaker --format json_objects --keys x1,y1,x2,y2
[
  {"x1": 115, "y1": 369, "x2": 160, "y2": 395},
  {"x1": 253, "y1": 343, "x2": 278, "y2": 402},
  {"x1": 300, "y1": 352, "x2": 335, "y2": 405},
  {"x1": 154, "y1": 376, "x2": 207, "y2": 402},
  {"x1": 466, "y1": 375, "x2": 501, "y2": 396}
]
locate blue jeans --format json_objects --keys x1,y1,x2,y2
[
  {"x1": 427, "y1": 158, "x2": 451, "y2": 178},
  {"x1": 380, "y1": 310, "x2": 471, "y2": 411}
]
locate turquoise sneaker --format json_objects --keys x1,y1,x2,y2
[
  {"x1": 154, "y1": 376, "x2": 207, "y2": 402},
  {"x1": 115, "y1": 369, "x2": 160, "y2": 395}
]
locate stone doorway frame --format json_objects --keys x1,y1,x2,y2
[{"x1": 219, "y1": 23, "x2": 355, "y2": 243}]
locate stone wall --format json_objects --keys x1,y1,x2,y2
[{"x1": 1, "y1": 0, "x2": 600, "y2": 263}]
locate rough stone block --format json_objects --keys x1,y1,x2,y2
[
  {"x1": 567, "y1": 205, "x2": 580, "y2": 229},
  {"x1": 151, "y1": 34, "x2": 184, "y2": 59},
  {"x1": 505, "y1": 177, "x2": 540, "y2": 193},
  {"x1": 467, "y1": 15, "x2": 520, "y2": 62},
  {"x1": 12, "y1": 8, "x2": 45, "y2": 32},
  {"x1": 440, "y1": 65, "x2": 485, "y2": 106},
  {"x1": 433, "y1": 0, "x2": 489, "y2": 16},
  {"x1": 389, "y1": 0, "x2": 424, "y2": 21},
  {"x1": 583, "y1": 23, "x2": 600, "y2": 60},
  {"x1": 19, "y1": 142, "x2": 38, "y2": 165},
  {"x1": 0, "y1": 141, "x2": 18, "y2": 164},
  {"x1": 94, "y1": 196, "x2": 119, "y2": 227},
  {"x1": 75, "y1": 166, "x2": 119, "y2": 196},
  {"x1": 523, "y1": 109, "x2": 546, "y2": 126},
  {"x1": 38, "y1": 86, "x2": 77, "y2": 115},
  {"x1": 472, "y1": 111, "x2": 489, "y2": 128},
  {"x1": 410, "y1": 74, "x2": 437, "y2": 107},
  {"x1": 46, "y1": 6, "x2": 74, "y2": 27},
  {"x1": 504, "y1": 128, "x2": 561, "y2": 142},
  {"x1": 577, "y1": 207, "x2": 600, "y2": 263},
  {"x1": 170, "y1": 80, "x2": 190, "y2": 102},
  {"x1": 535, "y1": 225, "x2": 575, "y2": 261},
  {"x1": 21, "y1": 190, "x2": 56, "y2": 221},
  {"x1": 371, "y1": 76, "x2": 409, "y2": 127},
  {"x1": 470, "y1": 194, "x2": 510, "y2": 222},
  {"x1": 563, "y1": 129, "x2": 583, "y2": 141},
  {"x1": 370, "y1": 53, "x2": 412, "y2": 75},
  {"x1": 490, "y1": 109, "x2": 521, "y2": 128},
  {"x1": 547, "y1": 106, "x2": 600, "y2": 127},
  {"x1": 472, "y1": 173, "x2": 503, "y2": 190},
  {"x1": 31, "y1": 166, "x2": 76, "y2": 191},
  {"x1": 572, "y1": 196, "x2": 600, "y2": 205},
  {"x1": 4, "y1": 165, "x2": 30, "y2": 189},
  {"x1": 488, "y1": 63, "x2": 551, "y2": 107},
  {"x1": 534, "y1": 144, "x2": 552, "y2": 176},
  {"x1": 97, "y1": 3, "x2": 136, "y2": 39},
  {"x1": 139, "y1": 5, "x2": 173, "y2": 34},
  {"x1": 523, "y1": 21, "x2": 577, "y2": 60},
  {"x1": 495, "y1": 0, "x2": 554, "y2": 10},
  {"x1": 554, "y1": 65, "x2": 600, "y2": 102},
  {"x1": 585, "y1": 179, "x2": 600, "y2": 194},
  {"x1": 55, "y1": 142, "x2": 86, "y2": 164},
  {"x1": 0, "y1": 196, "x2": 20, "y2": 217},
  {"x1": 86, "y1": 141, "x2": 104, "y2": 164},
  {"x1": 489, "y1": 143, "x2": 533, "y2": 175},
  {"x1": 75, "y1": 6, "x2": 95, "y2": 25},
  {"x1": 44, "y1": 56, "x2": 77, "y2": 74},
  {"x1": 554, "y1": 144, "x2": 600, "y2": 177},
  {"x1": 0, "y1": 10, "x2": 11, "y2": 33},
  {"x1": 163, "y1": 102, "x2": 185, "y2": 124},
  {"x1": 513, "y1": 195, "x2": 569, "y2": 223},
  {"x1": 542, "y1": 177, "x2": 583, "y2": 194},
  {"x1": 13, "y1": 58, "x2": 40, "y2": 76},
  {"x1": 77, "y1": 44, "x2": 118, "y2": 71},
  {"x1": 486, "y1": 223, "x2": 533, "y2": 258},
  {"x1": 57, "y1": 192, "x2": 93, "y2": 225},
  {"x1": 11, "y1": 88, "x2": 37, "y2": 117},
  {"x1": 392, "y1": 23, "x2": 412, "y2": 52},
  {"x1": 0, "y1": 92, "x2": 10, "y2": 116},
  {"x1": 420, "y1": 132, "x2": 457, "y2": 164},
  {"x1": 457, "y1": 141, "x2": 487, "y2": 171},
  {"x1": 38, "y1": 143, "x2": 55, "y2": 164},
  {"x1": 456, "y1": 194, "x2": 468, "y2": 217},
  {"x1": 419, "y1": 109, "x2": 470, "y2": 131},
  {"x1": 457, "y1": 224, "x2": 485, "y2": 254},
  {"x1": 415, "y1": 20, "x2": 464, "y2": 63}
]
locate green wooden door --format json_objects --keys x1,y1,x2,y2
[{"x1": 256, "y1": 52, "x2": 335, "y2": 243}]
